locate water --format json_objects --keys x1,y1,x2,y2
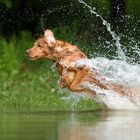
[
  {"x1": 74, "y1": 57, "x2": 140, "y2": 109},
  {"x1": 0, "y1": 111, "x2": 140, "y2": 140},
  {"x1": 77, "y1": 57, "x2": 140, "y2": 87},
  {"x1": 36, "y1": 0, "x2": 140, "y2": 110},
  {"x1": 73, "y1": 0, "x2": 140, "y2": 109},
  {"x1": 78, "y1": 0, "x2": 140, "y2": 63},
  {"x1": 36, "y1": 0, "x2": 140, "y2": 109},
  {"x1": 79, "y1": 0, "x2": 126, "y2": 60}
]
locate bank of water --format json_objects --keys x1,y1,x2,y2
[{"x1": 0, "y1": 111, "x2": 140, "y2": 140}]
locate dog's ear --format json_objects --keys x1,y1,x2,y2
[{"x1": 44, "y1": 29, "x2": 56, "y2": 47}]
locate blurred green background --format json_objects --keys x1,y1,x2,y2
[{"x1": 0, "y1": 0, "x2": 139, "y2": 111}]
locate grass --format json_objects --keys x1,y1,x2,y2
[{"x1": 0, "y1": 29, "x2": 103, "y2": 112}]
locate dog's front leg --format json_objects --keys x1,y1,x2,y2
[
  {"x1": 58, "y1": 78, "x2": 66, "y2": 88},
  {"x1": 58, "y1": 68, "x2": 68, "y2": 88},
  {"x1": 69, "y1": 67, "x2": 88, "y2": 92}
]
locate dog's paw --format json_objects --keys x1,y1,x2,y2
[
  {"x1": 58, "y1": 80, "x2": 64, "y2": 88},
  {"x1": 70, "y1": 85, "x2": 83, "y2": 92}
]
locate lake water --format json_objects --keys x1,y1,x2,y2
[{"x1": 0, "y1": 111, "x2": 140, "y2": 140}]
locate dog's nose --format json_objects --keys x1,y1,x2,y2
[{"x1": 26, "y1": 50, "x2": 29, "y2": 56}]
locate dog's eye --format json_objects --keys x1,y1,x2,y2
[{"x1": 38, "y1": 44, "x2": 42, "y2": 48}]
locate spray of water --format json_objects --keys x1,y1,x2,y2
[
  {"x1": 79, "y1": 0, "x2": 126, "y2": 60},
  {"x1": 61, "y1": 0, "x2": 139, "y2": 109},
  {"x1": 61, "y1": 93, "x2": 88, "y2": 111},
  {"x1": 73, "y1": 57, "x2": 140, "y2": 109},
  {"x1": 39, "y1": 0, "x2": 140, "y2": 109}
]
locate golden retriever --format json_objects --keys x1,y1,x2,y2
[
  {"x1": 26, "y1": 29, "x2": 140, "y2": 101},
  {"x1": 26, "y1": 29, "x2": 107, "y2": 94}
]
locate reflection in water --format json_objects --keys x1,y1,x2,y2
[
  {"x1": 0, "y1": 111, "x2": 140, "y2": 140},
  {"x1": 59, "y1": 111, "x2": 140, "y2": 140}
]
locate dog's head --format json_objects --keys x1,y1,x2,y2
[{"x1": 26, "y1": 30, "x2": 56, "y2": 60}]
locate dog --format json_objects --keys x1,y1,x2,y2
[
  {"x1": 26, "y1": 29, "x2": 140, "y2": 108},
  {"x1": 26, "y1": 30, "x2": 107, "y2": 93}
]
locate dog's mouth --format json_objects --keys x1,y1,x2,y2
[
  {"x1": 28, "y1": 56, "x2": 39, "y2": 60},
  {"x1": 26, "y1": 50, "x2": 39, "y2": 60}
]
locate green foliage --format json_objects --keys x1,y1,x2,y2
[
  {"x1": 0, "y1": 37, "x2": 18, "y2": 74},
  {"x1": 127, "y1": 0, "x2": 140, "y2": 14},
  {"x1": 0, "y1": 0, "x2": 11, "y2": 7},
  {"x1": 0, "y1": 31, "x2": 102, "y2": 111}
]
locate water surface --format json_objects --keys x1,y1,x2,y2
[{"x1": 0, "y1": 111, "x2": 140, "y2": 140}]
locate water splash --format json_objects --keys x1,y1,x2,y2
[
  {"x1": 81, "y1": 57, "x2": 140, "y2": 86},
  {"x1": 79, "y1": 0, "x2": 126, "y2": 60},
  {"x1": 61, "y1": 93, "x2": 87, "y2": 111},
  {"x1": 75, "y1": 57, "x2": 140, "y2": 109},
  {"x1": 39, "y1": 0, "x2": 140, "y2": 109},
  {"x1": 59, "y1": 1, "x2": 140, "y2": 109},
  {"x1": 76, "y1": 1, "x2": 140, "y2": 109}
]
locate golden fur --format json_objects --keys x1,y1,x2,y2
[{"x1": 26, "y1": 29, "x2": 139, "y2": 98}]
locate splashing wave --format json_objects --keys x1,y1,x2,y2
[{"x1": 75, "y1": 57, "x2": 140, "y2": 109}]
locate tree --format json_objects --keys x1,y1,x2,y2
[{"x1": 0, "y1": 0, "x2": 11, "y2": 7}]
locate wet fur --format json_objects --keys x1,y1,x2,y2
[{"x1": 26, "y1": 29, "x2": 140, "y2": 100}]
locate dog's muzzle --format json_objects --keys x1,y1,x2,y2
[{"x1": 26, "y1": 50, "x2": 29, "y2": 56}]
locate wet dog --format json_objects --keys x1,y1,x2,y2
[
  {"x1": 26, "y1": 30, "x2": 109, "y2": 95},
  {"x1": 26, "y1": 29, "x2": 140, "y2": 108}
]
